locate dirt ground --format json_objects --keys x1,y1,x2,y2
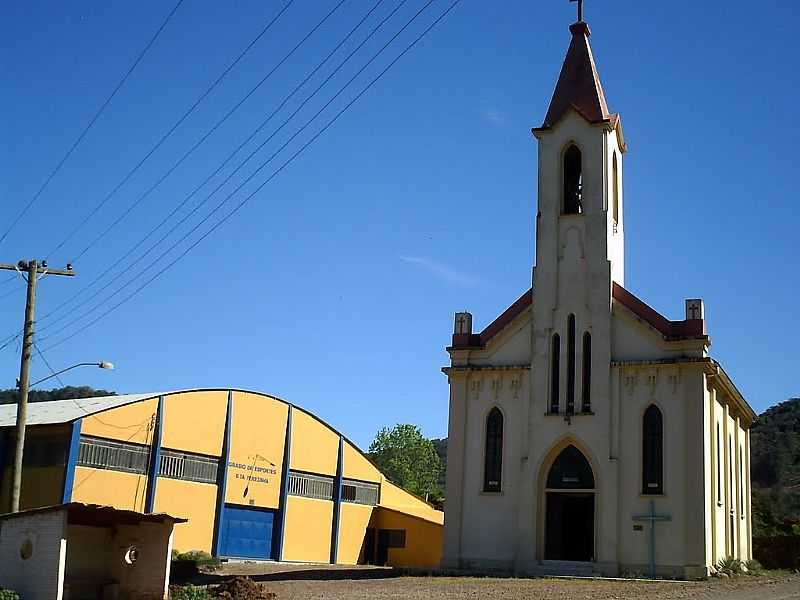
[
  {"x1": 261, "y1": 575, "x2": 799, "y2": 600},
  {"x1": 203, "y1": 564, "x2": 800, "y2": 600}
]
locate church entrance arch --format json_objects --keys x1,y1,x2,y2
[{"x1": 544, "y1": 444, "x2": 595, "y2": 562}]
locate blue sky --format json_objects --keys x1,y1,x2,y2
[{"x1": 1, "y1": 0, "x2": 797, "y2": 448}]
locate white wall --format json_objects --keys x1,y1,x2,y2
[{"x1": 0, "y1": 510, "x2": 67, "y2": 600}]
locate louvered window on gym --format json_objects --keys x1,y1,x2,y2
[
  {"x1": 341, "y1": 479, "x2": 380, "y2": 505},
  {"x1": 287, "y1": 471, "x2": 334, "y2": 500},
  {"x1": 77, "y1": 436, "x2": 149, "y2": 474},
  {"x1": 159, "y1": 449, "x2": 219, "y2": 484}
]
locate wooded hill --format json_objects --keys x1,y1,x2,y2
[
  {"x1": 750, "y1": 397, "x2": 800, "y2": 535},
  {"x1": 0, "y1": 386, "x2": 116, "y2": 405}
]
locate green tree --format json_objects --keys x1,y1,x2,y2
[{"x1": 368, "y1": 424, "x2": 443, "y2": 501}]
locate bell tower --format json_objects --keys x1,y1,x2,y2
[{"x1": 529, "y1": 16, "x2": 626, "y2": 417}]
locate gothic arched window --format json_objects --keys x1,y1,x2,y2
[
  {"x1": 563, "y1": 145, "x2": 583, "y2": 214},
  {"x1": 581, "y1": 331, "x2": 591, "y2": 413},
  {"x1": 483, "y1": 408, "x2": 503, "y2": 492},
  {"x1": 642, "y1": 405, "x2": 664, "y2": 494},
  {"x1": 550, "y1": 334, "x2": 560, "y2": 414},
  {"x1": 566, "y1": 315, "x2": 576, "y2": 414},
  {"x1": 612, "y1": 152, "x2": 620, "y2": 226}
]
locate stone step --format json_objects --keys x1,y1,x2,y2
[{"x1": 529, "y1": 561, "x2": 596, "y2": 577}]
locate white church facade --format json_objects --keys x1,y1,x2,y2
[{"x1": 442, "y1": 17, "x2": 755, "y2": 579}]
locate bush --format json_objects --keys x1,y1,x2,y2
[
  {"x1": 744, "y1": 559, "x2": 764, "y2": 575},
  {"x1": 0, "y1": 589, "x2": 20, "y2": 600},
  {"x1": 170, "y1": 585, "x2": 211, "y2": 600},
  {"x1": 172, "y1": 550, "x2": 221, "y2": 570},
  {"x1": 716, "y1": 556, "x2": 744, "y2": 577}
]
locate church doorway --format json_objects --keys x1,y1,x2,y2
[{"x1": 544, "y1": 445, "x2": 595, "y2": 562}]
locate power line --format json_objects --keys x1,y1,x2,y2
[
  {"x1": 38, "y1": 0, "x2": 424, "y2": 342},
  {"x1": 67, "y1": 0, "x2": 349, "y2": 265},
  {"x1": 41, "y1": 0, "x2": 463, "y2": 352},
  {"x1": 32, "y1": 342, "x2": 65, "y2": 387},
  {"x1": 34, "y1": 0, "x2": 394, "y2": 332},
  {"x1": 44, "y1": 0, "x2": 297, "y2": 260},
  {"x1": 0, "y1": 0, "x2": 186, "y2": 248}
]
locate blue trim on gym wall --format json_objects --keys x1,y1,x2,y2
[
  {"x1": 274, "y1": 405, "x2": 293, "y2": 561},
  {"x1": 62, "y1": 419, "x2": 82, "y2": 503},
  {"x1": 330, "y1": 435, "x2": 344, "y2": 564},
  {"x1": 212, "y1": 391, "x2": 234, "y2": 557},
  {"x1": 144, "y1": 396, "x2": 164, "y2": 513}
]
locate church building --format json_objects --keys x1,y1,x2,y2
[{"x1": 442, "y1": 12, "x2": 755, "y2": 579}]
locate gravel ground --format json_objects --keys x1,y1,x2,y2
[
  {"x1": 259, "y1": 576, "x2": 800, "y2": 600},
  {"x1": 204, "y1": 565, "x2": 800, "y2": 600}
]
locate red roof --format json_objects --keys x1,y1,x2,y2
[
  {"x1": 537, "y1": 22, "x2": 612, "y2": 130},
  {"x1": 450, "y1": 283, "x2": 704, "y2": 350},
  {"x1": 451, "y1": 288, "x2": 532, "y2": 349},
  {"x1": 612, "y1": 283, "x2": 705, "y2": 339}
]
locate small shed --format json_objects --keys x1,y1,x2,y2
[{"x1": 0, "y1": 502, "x2": 186, "y2": 600}]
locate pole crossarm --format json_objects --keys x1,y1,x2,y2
[{"x1": 0, "y1": 262, "x2": 75, "y2": 277}]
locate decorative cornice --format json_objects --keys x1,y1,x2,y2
[{"x1": 442, "y1": 364, "x2": 531, "y2": 375}]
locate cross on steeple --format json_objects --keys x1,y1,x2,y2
[{"x1": 570, "y1": 0, "x2": 584, "y2": 22}]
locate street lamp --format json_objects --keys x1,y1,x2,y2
[
  {"x1": 27, "y1": 361, "x2": 115, "y2": 388},
  {"x1": 10, "y1": 360, "x2": 114, "y2": 512}
]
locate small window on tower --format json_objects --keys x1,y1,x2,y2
[{"x1": 563, "y1": 144, "x2": 583, "y2": 214}]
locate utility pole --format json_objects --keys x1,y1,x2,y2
[{"x1": 0, "y1": 260, "x2": 74, "y2": 512}]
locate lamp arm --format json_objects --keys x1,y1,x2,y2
[{"x1": 27, "y1": 363, "x2": 101, "y2": 388}]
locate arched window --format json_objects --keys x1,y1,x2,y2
[
  {"x1": 566, "y1": 315, "x2": 576, "y2": 414},
  {"x1": 581, "y1": 332, "x2": 591, "y2": 413},
  {"x1": 642, "y1": 405, "x2": 664, "y2": 494},
  {"x1": 612, "y1": 153, "x2": 620, "y2": 226},
  {"x1": 547, "y1": 445, "x2": 595, "y2": 489},
  {"x1": 483, "y1": 408, "x2": 503, "y2": 492},
  {"x1": 550, "y1": 334, "x2": 560, "y2": 414},
  {"x1": 563, "y1": 145, "x2": 583, "y2": 214}
]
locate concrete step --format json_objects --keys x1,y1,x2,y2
[{"x1": 529, "y1": 560, "x2": 596, "y2": 577}]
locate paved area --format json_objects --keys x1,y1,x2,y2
[{"x1": 202, "y1": 564, "x2": 800, "y2": 600}]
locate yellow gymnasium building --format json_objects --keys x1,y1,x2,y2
[{"x1": 0, "y1": 389, "x2": 443, "y2": 567}]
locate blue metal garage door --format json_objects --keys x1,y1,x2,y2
[{"x1": 218, "y1": 505, "x2": 275, "y2": 559}]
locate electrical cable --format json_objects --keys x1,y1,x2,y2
[
  {"x1": 32, "y1": 342, "x2": 66, "y2": 388},
  {"x1": 44, "y1": 0, "x2": 296, "y2": 260},
  {"x1": 38, "y1": 0, "x2": 427, "y2": 342},
  {"x1": 0, "y1": 0, "x2": 186, "y2": 248},
  {"x1": 41, "y1": 0, "x2": 463, "y2": 352},
  {"x1": 34, "y1": 0, "x2": 393, "y2": 331},
  {"x1": 67, "y1": 0, "x2": 348, "y2": 265}
]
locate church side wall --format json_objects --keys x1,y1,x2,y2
[
  {"x1": 615, "y1": 363, "x2": 699, "y2": 577},
  {"x1": 456, "y1": 369, "x2": 527, "y2": 569},
  {"x1": 442, "y1": 374, "x2": 467, "y2": 568},
  {"x1": 708, "y1": 379, "x2": 753, "y2": 566}
]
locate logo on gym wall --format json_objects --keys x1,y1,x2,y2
[{"x1": 228, "y1": 454, "x2": 278, "y2": 498}]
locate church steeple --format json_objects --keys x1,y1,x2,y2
[{"x1": 536, "y1": 21, "x2": 617, "y2": 133}]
